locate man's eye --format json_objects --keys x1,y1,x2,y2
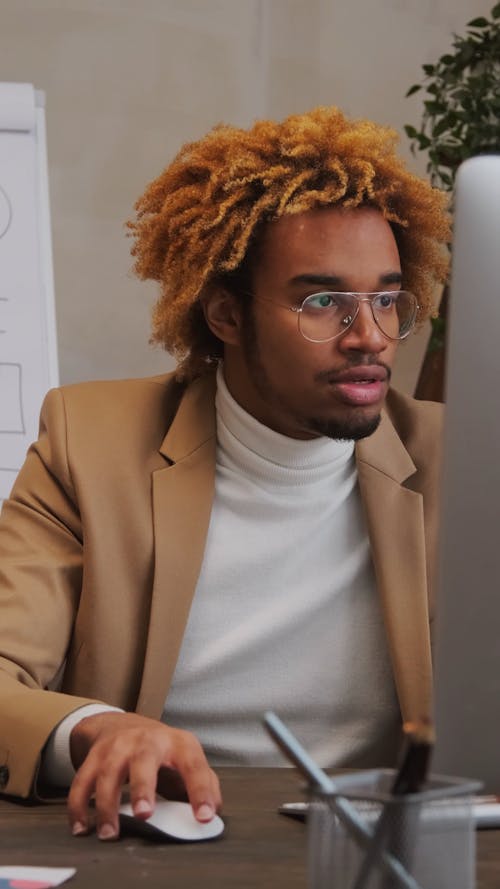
[
  {"x1": 306, "y1": 292, "x2": 338, "y2": 310},
  {"x1": 375, "y1": 292, "x2": 397, "y2": 310}
]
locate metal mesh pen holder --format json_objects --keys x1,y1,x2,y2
[{"x1": 308, "y1": 768, "x2": 481, "y2": 889}]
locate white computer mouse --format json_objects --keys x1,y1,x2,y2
[{"x1": 119, "y1": 798, "x2": 225, "y2": 842}]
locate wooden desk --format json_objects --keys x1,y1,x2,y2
[{"x1": 1, "y1": 768, "x2": 499, "y2": 888}]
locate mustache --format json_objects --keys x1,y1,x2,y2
[{"x1": 314, "y1": 359, "x2": 392, "y2": 385}]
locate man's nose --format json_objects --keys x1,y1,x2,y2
[{"x1": 337, "y1": 300, "x2": 388, "y2": 353}]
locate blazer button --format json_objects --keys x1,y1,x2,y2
[{"x1": 0, "y1": 765, "x2": 9, "y2": 789}]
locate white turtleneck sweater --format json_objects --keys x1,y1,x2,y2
[
  {"x1": 43, "y1": 366, "x2": 398, "y2": 785},
  {"x1": 162, "y1": 367, "x2": 398, "y2": 767}
]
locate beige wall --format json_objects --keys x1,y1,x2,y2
[{"x1": 0, "y1": 0, "x2": 492, "y2": 392}]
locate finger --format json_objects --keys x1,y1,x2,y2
[
  {"x1": 192, "y1": 769, "x2": 223, "y2": 822},
  {"x1": 67, "y1": 759, "x2": 97, "y2": 836},
  {"x1": 93, "y1": 754, "x2": 129, "y2": 840},
  {"x1": 172, "y1": 738, "x2": 220, "y2": 822},
  {"x1": 157, "y1": 764, "x2": 222, "y2": 814},
  {"x1": 128, "y1": 750, "x2": 160, "y2": 819}
]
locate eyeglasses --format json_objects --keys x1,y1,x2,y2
[{"x1": 252, "y1": 291, "x2": 419, "y2": 342}]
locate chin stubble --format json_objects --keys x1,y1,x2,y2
[{"x1": 307, "y1": 412, "x2": 382, "y2": 442}]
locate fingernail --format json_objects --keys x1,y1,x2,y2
[
  {"x1": 98, "y1": 823, "x2": 117, "y2": 841},
  {"x1": 196, "y1": 803, "x2": 214, "y2": 822},
  {"x1": 134, "y1": 798, "x2": 152, "y2": 817},
  {"x1": 72, "y1": 821, "x2": 87, "y2": 836}
]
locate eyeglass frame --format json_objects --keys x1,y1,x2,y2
[{"x1": 250, "y1": 290, "x2": 419, "y2": 343}]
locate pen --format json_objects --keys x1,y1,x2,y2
[{"x1": 280, "y1": 796, "x2": 500, "y2": 829}]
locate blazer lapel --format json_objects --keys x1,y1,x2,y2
[
  {"x1": 356, "y1": 412, "x2": 433, "y2": 725},
  {"x1": 136, "y1": 374, "x2": 217, "y2": 717}
]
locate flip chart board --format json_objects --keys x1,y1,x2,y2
[{"x1": 0, "y1": 83, "x2": 58, "y2": 506}]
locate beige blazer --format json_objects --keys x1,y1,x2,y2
[{"x1": 0, "y1": 371, "x2": 441, "y2": 798}]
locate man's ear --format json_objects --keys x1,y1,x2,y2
[{"x1": 202, "y1": 288, "x2": 243, "y2": 346}]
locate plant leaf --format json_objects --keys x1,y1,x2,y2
[
  {"x1": 405, "y1": 84, "x2": 421, "y2": 97},
  {"x1": 439, "y1": 171, "x2": 453, "y2": 188},
  {"x1": 466, "y1": 17, "x2": 489, "y2": 28},
  {"x1": 432, "y1": 117, "x2": 452, "y2": 137},
  {"x1": 424, "y1": 100, "x2": 447, "y2": 114},
  {"x1": 416, "y1": 134, "x2": 431, "y2": 149},
  {"x1": 404, "y1": 124, "x2": 418, "y2": 138}
]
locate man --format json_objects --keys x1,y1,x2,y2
[{"x1": 0, "y1": 107, "x2": 450, "y2": 841}]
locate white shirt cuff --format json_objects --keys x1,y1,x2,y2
[{"x1": 41, "y1": 703, "x2": 124, "y2": 788}]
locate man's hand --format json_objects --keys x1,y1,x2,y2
[{"x1": 68, "y1": 712, "x2": 222, "y2": 840}]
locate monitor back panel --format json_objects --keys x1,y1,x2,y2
[{"x1": 433, "y1": 155, "x2": 500, "y2": 791}]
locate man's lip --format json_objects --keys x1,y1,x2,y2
[
  {"x1": 328, "y1": 366, "x2": 388, "y2": 384},
  {"x1": 333, "y1": 379, "x2": 387, "y2": 406}
]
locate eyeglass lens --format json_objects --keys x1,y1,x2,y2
[{"x1": 298, "y1": 291, "x2": 417, "y2": 342}]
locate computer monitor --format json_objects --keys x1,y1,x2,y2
[{"x1": 432, "y1": 154, "x2": 500, "y2": 791}]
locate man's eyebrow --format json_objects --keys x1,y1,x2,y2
[
  {"x1": 380, "y1": 271, "x2": 403, "y2": 285},
  {"x1": 288, "y1": 272, "x2": 403, "y2": 288},
  {"x1": 289, "y1": 274, "x2": 345, "y2": 288}
]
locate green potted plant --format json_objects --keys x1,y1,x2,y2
[{"x1": 404, "y1": 3, "x2": 500, "y2": 400}]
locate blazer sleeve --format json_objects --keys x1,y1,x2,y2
[{"x1": 0, "y1": 388, "x2": 103, "y2": 798}]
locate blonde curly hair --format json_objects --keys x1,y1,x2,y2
[{"x1": 128, "y1": 106, "x2": 450, "y2": 380}]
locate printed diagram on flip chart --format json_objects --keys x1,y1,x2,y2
[
  {"x1": 0, "y1": 185, "x2": 12, "y2": 239},
  {"x1": 0, "y1": 83, "x2": 58, "y2": 507},
  {"x1": 0, "y1": 363, "x2": 25, "y2": 433},
  {"x1": 0, "y1": 187, "x2": 12, "y2": 338},
  {"x1": 0, "y1": 186, "x2": 25, "y2": 435}
]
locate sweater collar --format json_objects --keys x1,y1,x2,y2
[{"x1": 215, "y1": 364, "x2": 354, "y2": 472}]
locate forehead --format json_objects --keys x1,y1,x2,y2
[{"x1": 254, "y1": 206, "x2": 401, "y2": 285}]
